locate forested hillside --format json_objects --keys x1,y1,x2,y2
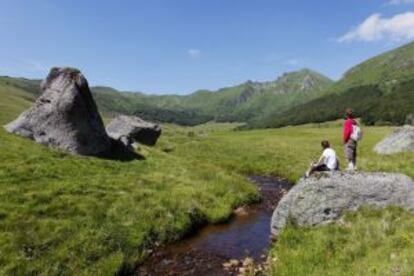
[{"x1": 246, "y1": 41, "x2": 414, "y2": 128}]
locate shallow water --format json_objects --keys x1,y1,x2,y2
[
  {"x1": 138, "y1": 175, "x2": 291, "y2": 276},
  {"x1": 169, "y1": 208, "x2": 271, "y2": 260}
]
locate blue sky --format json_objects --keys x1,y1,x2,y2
[{"x1": 1, "y1": 0, "x2": 414, "y2": 94}]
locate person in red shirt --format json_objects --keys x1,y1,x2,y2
[{"x1": 343, "y1": 108, "x2": 357, "y2": 170}]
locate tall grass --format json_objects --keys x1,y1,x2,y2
[
  {"x1": 269, "y1": 207, "x2": 414, "y2": 276},
  {"x1": 163, "y1": 124, "x2": 413, "y2": 182},
  {"x1": 1, "y1": 83, "x2": 413, "y2": 274},
  {"x1": 0, "y1": 126, "x2": 258, "y2": 274}
]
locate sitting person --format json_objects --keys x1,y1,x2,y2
[{"x1": 305, "y1": 140, "x2": 339, "y2": 177}]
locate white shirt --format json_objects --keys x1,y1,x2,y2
[{"x1": 322, "y1": 148, "x2": 337, "y2": 170}]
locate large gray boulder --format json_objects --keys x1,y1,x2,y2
[
  {"x1": 374, "y1": 126, "x2": 414, "y2": 155},
  {"x1": 271, "y1": 172, "x2": 414, "y2": 236},
  {"x1": 106, "y1": 115, "x2": 161, "y2": 146},
  {"x1": 4, "y1": 67, "x2": 111, "y2": 156}
]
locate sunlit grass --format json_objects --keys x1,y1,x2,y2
[
  {"x1": 269, "y1": 207, "x2": 414, "y2": 276},
  {"x1": 0, "y1": 125, "x2": 258, "y2": 274},
  {"x1": 1, "y1": 83, "x2": 413, "y2": 274},
  {"x1": 163, "y1": 124, "x2": 413, "y2": 182}
]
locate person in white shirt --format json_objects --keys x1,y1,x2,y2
[{"x1": 305, "y1": 140, "x2": 339, "y2": 178}]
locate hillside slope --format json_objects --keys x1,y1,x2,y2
[
  {"x1": 247, "y1": 41, "x2": 414, "y2": 128},
  {"x1": 0, "y1": 77, "x2": 38, "y2": 123},
  {"x1": 1, "y1": 69, "x2": 333, "y2": 126},
  {"x1": 335, "y1": 41, "x2": 414, "y2": 94},
  {"x1": 91, "y1": 69, "x2": 333, "y2": 124}
]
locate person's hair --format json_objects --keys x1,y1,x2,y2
[
  {"x1": 345, "y1": 108, "x2": 354, "y2": 119},
  {"x1": 321, "y1": 140, "x2": 330, "y2": 149}
]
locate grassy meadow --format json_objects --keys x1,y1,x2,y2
[
  {"x1": 1, "y1": 83, "x2": 414, "y2": 274},
  {"x1": 269, "y1": 207, "x2": 414, "y2": 276},
  {"x1": 162, "y1": 122, "x2": 413, "y2": 182}
]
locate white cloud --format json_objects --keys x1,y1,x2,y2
[
  {"x1": 387, "y1": 0, "x2": 414, "y2": 5},
  {"x1": 187, "y1": 49, "x2": 201, "y2": 59},
  {"x1": 338, "y1": 12, "x2": 414, "y2": 42},
  {"x1": 286, "y1": 59, "x2": 300, "y2": 66}
]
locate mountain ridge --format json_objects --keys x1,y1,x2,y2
[
  {"x1": 3, "y1": 41, "x2": 414, "y2": 128},
  {"x1": 246, "y1": 41, "x2": 414, "y2": 128},
  {"x1": 2, "y1": 68, "x2": 332, "y2": 126}
]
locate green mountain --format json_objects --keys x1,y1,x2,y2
[
  {"x1": 247, "y1": 41, "x2": 414, "y2": 128},
  {"x1": 91, "y1": 86, "x2": 215, "y2": 125},
  {"x1": 1, "y1": 68, "x2": 333, "y2": 126},
  {"x1": 4, "y1": 41, "x2": 414, "y2": 128},
  {"x1": 91, "y1": 68, "x2": 333, "y2": 125},
  {"x1": 175, "y1": 69, "x2": 333, "y2": 122}
]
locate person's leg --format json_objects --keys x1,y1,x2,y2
[
  {"x1": 306, "y1": 164, "x2": 329, "y2": 177},
  {"x1": 335, "y1": 158, "x2": 340, "y2": 171},
  {"x1": 349, "y1": 140, "x2": 357, "y2": 170},
  {"x1": 345, "y1": 140, "x2": 356, "y2": 171},
  {"x1": 353, "y1": 142, "x2": 358, "y2": 170},
  {"x1": 305, "y1": 163, "x2": 315, "y2": 178},
  {"x1": 315, "y1": 164, "x2": 329, "y2": 172},
  {"x1": 344, "y1": 143, "x2": 350, "y2": 169}
]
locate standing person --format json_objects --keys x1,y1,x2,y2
[
  {"x1": 305, "y1": 140, "x2": 339, "y2": 177},
  {"x1": 343, "y1": 108, "x2": 358, "y2": 170}
]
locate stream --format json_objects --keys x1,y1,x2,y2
[{"x1": 138, "y1": 175, "x2": 291, "y2": 276}]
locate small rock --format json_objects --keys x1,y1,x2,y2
[
  {"x1": 161, "y1": 259, "x2": 172, "y2": 266},
  {"x1": 106, "y1": 115, "x2": 161, "y2": 146},
  {"x1": 242, "y1": 257, "x2": 254, "y2": 267},
  {"x1": 229, "y1": 259, "x2": 240, "y2": 266},
  {"x1": 162, "y1": 144, "x2": 174, "y2": 153},
  {"x1": 234, "y1": 207, "x2": 249, "y2": 216}
]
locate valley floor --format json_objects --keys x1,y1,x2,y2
[{"x1": 0, "y1": 107, "x2": 414, "y2": 274}]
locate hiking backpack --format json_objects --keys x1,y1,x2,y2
[{"x1": 350, "y1": 124, "x2": 363, "y2": 141}]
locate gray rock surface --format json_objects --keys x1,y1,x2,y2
[
  {"x1": 106, "y1": 115, "x2": 161, "y2": 146},
  {"x1": 4, "y1": 67, "x2": 111, "y2": 156},
  {"x1": 374, "y1": 126, "x2": 414, "y2": 154},
  {"x1": 271, "y1": 172, "x2": 414, "y2": 236},
  {"x1": 406, "y1": 113, "x2": 414, "y2": 126}
]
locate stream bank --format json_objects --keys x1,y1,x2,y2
[{"x1": 137, "y1": 175, "x2": 291, "y2": 276}]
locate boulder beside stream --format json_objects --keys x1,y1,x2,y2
[
  {"x1": 271, "y1": 172, "x2": 414, "y2": 236},
  {"x1": 4, "y1": 67, "x2": 111, "y2": 156},
  {"x1": 374, "y1": 126, "x2": 414, "y2": 155}
]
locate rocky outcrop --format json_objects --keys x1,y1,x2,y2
[
  {"x1": 106, "y1": 115, "x2": 161, "y2": 147},
  {"x1": 4, "y1": 67, "x2": 111, "y2": 156},
  {"x1": 271, "y1": 172, "x2": 414, "y2": 236},
  {"x1": 300, "y1": 75, "x2": 317, "y2": 91},
  {"x1": 374, "y1": 126, "x2": 414, "y2": 155}
]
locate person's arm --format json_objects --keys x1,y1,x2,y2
[
  {"x1": 315, "y1": 154, "x2": 325, "y2": 166},
  {"x1": 343, "y1": 120, "x2": 352, "y2": 144}
]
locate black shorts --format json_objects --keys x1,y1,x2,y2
[{"x1": 314, "y1": 164, "x2": 331, "y2": 172}]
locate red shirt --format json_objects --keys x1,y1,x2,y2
[{"x1": 343, "y1": 118, "x2": 355, "y2": 143}]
